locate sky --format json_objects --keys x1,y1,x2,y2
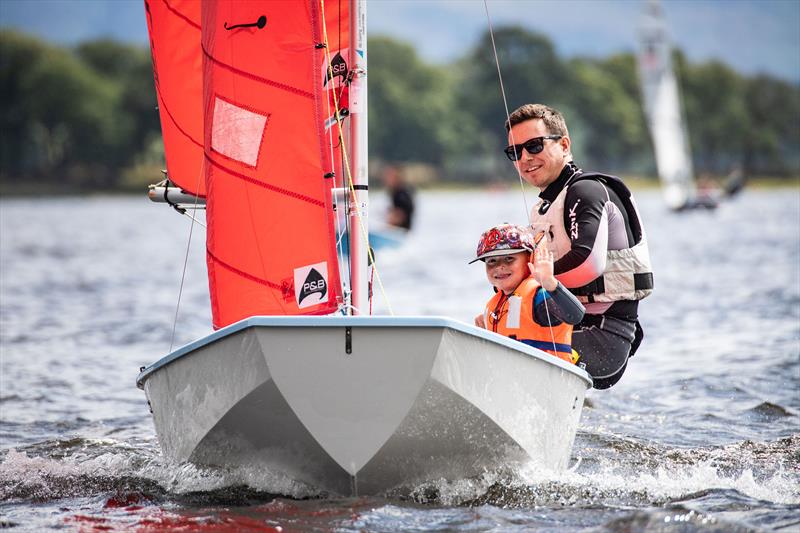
[{"x1": 1, "y1": 0, "x2": 799, "y2": 82}]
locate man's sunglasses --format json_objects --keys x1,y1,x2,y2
[{"x1": 504, "y1": 135, "x2": 562, "y2": 161}]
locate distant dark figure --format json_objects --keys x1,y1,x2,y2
[
  {"x1": 383, "y1": 165, "x2": 414, "y2": 230},
  {"x1": 683, "y1": 166, "x2": 747, "y2": 210}
]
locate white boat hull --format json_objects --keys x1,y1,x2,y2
[{"x1": 137, "y1": 316, "x2": 591, "y2": 495}]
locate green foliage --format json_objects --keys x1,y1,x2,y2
[
  {"x1": 565, "y1": 57, "x2": 649, "y2": 170},
  {"x1": 1, "y1": 26, "x2": 797, "y2": 194},
  {"x1": 1, "y1": 30, "x2": 116, "y2": 183},
  {"x1": 0, "y1": 30, "x2": 158, "y2": 188},
  {"x1": 458, "y1": 26, "x2": 569, "y2": 130},
  {"x1": 743, "y1": 75, "x2": 800, "y2": 175},
  {"x1": 368, "y1": 37, "x2": 462, "y2": 165},
  {"x1": 77, "y1": 39, "x2": 160, "y2": 161},
  {"x1": 678, "y1": 54, "x2": 749, "y2": 174}
]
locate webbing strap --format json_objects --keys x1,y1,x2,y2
[
  {"x1": 572, "y1": 272, "x2": 654, "y2": 299},
  {"x1": 520, "y1": 339, "x2": 573, "y2": 355}
]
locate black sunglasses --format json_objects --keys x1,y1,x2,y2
[{"x1": 504, "y1": 135, "x2": 562, "y2": 161}]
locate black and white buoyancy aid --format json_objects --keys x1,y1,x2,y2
[{"x1": 529, "y1": 172, "x2": 654, "y2": 304}]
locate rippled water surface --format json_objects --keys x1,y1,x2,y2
[{"x1": 1, "y1": 188, "x2": 798, "y2": 531}]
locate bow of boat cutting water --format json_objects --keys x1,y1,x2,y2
[{"x1": 1, "y1": 189, "x2": 798, "y2": 531}]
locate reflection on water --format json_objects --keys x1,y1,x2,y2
[{"x1": 1, "y1": 189, "x2": 799, "y2": 531}]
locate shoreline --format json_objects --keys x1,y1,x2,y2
[{"x1": 1, "y1": 176, "x2": 798, "y2": 198}]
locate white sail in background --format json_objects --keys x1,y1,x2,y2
[{"x1": 637, "y1": 0, "x2": 696, "y2": 210}]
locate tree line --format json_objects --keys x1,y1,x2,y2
[{"x1": 1, "y1": 28, "x2": 798, "y2": 192}]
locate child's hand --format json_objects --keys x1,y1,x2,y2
[
  {"x1": 529, "y1": 246, "x2": 558, "y2": 291},
  {"x1": 474, "y1": 313, "x2": 486, "y2": 329}
]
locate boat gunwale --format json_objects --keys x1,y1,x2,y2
[{"x1": 136, "y1": 315, "x2": 593, "y2": 388}]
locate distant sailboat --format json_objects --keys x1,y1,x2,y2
[
  {"x1": 138, "y1": 0, "x2": 590, "y2": 496},
  {"x1": 637, "y1": 0, "x2": 720, "y2": 210}
]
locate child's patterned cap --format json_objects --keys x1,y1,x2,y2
[{"x1": 470, "y1": 223, "x2": 537, "y2": 264}]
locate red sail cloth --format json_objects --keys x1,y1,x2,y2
[
  {"x1": 144, "y1": 0, "x2": 205, "y2": 197},
  {"x1": 202, "y1": 0, "x2": 346, "y2": 328}
]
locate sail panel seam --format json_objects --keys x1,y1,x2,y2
[
  {"x1": 156, "y1": 91, "x2": 205, "y2": 153},
  {"x1": 206, "y1": 154, "x2": 325, "y2": 207},
  {"x1": 159, "y1": 0, "x2": 201, "y2": 30},
  {"x1": 207, "y1": 248, "x2": 282, "y2": 290},
  {"x1": 154, "y1": 90, "x2": 205, "y2": 197},
  {"x1": 201, "y1": 45, "x2": 314, "y2": 99}
]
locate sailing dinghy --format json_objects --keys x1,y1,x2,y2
[
  {"x1": 138, "y1": 0, "x2": 591, "y2": 496},
  {"x1": 637, "y1": 0, "x2": 721, "y2": 211}
]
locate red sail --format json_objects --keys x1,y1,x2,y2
[
  {"x1": 202, "y1": 0, "x2": 346, "y2": 328},
  {"x1": 144, "y1": 0, "x2": 205, "y2": 197}
]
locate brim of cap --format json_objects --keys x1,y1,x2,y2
[{"x1": 468, "y1": 248, "x2": 530, "y2": 264}]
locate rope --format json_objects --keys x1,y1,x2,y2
[
  {"x1": 168, "y1": 172, "x2": 203, "y2": 353},
  {"x1": 316, "y1": 0, "x2": 350, "y2": 306},
  {"x1": 319, "y1": 0, "x2": 393, "y2": 315},
  {"x1": 319, "y1": 0, "x2": 353, "y2": 311},
  {"x1": 482, "y1": 0, "x2": 530, "y2": 220},
  {"x1": 177, "y1": 210, "x2": 206, "y2": 228},
  {"x1": 484, "y1": 1, "x2": 559, "y2": 357}
]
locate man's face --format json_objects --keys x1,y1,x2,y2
[{"x1": 507, "y1": 119, "x2": 570, "y2": 190}]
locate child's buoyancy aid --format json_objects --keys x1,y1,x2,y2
[{"x1": 484, "y1": 277, "x2": 576, "y2": 363}]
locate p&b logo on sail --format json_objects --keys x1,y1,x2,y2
[
  {"x1": 323, "y1": 50, "x2": 348, "y2": 89},
  {"x1": 294, "y1": 262, "x2": 329, "y2": 309}
]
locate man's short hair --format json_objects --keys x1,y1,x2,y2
[{"x1": 505, "y1": 104, "x2": 569, "y2": 136}]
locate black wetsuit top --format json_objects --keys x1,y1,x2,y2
[{"x1": 538, "y1": 162, "x2": 639, "y2": 322}]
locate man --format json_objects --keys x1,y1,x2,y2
[
  {"x1": 382, "y1": 165, "x2": 415, "y2": 230},
  {"x1": 504, "y1": 103, "x2": 653, "y2": 389}
]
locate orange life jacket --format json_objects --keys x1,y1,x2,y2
[{"x1": 484, "y1": 277, "x2": 576, "y2": 364}]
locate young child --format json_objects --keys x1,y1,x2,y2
[{"x1": 470, "y1": 223, "x2": 585, "y2": 363}]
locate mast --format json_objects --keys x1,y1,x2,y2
[{"x1": 348, "y1": 0, "x2": 369, "y2": 314}]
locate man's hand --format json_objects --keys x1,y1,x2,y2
[{"x1": 474, "y1": 313, "x2": 486, "y2": 328}]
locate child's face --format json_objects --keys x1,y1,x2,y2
[{"x1": 485, "y1": 252, "x2": 530, "y2": 295}]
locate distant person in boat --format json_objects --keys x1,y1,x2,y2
[
  {"x1": 502, "y1": 103, "x2": 654, "y2": 389},
  {"x1": 471, "y1": 223, "x2": 585, "y2": 364},
  {"x1": 382, "y1": 165, "x2": 415, "y2": 230}
]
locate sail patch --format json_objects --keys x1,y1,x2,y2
[
  {"x1": 211, "y1": 96, "x2": 268, "y2": 167},
  {"x1": 294, "y1": 262, "x2": 329, "y2": 308}
]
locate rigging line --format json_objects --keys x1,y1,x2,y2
[
  {"x1": 484, "y1": 1, "x2": 560, "y2": 360},
  {"x1": 540, "y1": 286, "x2": 560, "y2": 361},
  {"x1": 482, "y1": 0, "x2": 530, "y2": 220},
  {"x1": 319, "y1": 0, "x2": 394, "y2": 316},
  {"x1": 319, "y1": 0, "x2": 352, "y2": 312},
  {"x1": 320, "y1": 0, "x2": 359, "y2": 311},
  {"x1": 533, "y1": 245, "x2": 561, "y2": 360},
  {"x1": 169, "y1": 170, "x2": 204, "y2": 353},
  {"x1": 318, "y1": 3, "x2": 351, "y2": 309},
  {"x1": 178, "y1": 210, "x2": 207, "y2": 228}
]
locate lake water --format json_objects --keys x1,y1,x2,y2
[{"x1": 1, "y1": 188, "x2": 798, "y2": 531}]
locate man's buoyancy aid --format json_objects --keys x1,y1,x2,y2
[
  {"x1": 529, "y1": 172, "x2": 654, "y2": 304},
  {"x1": 484, "y1": 277, "x2": 575, "y2": 363}
]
